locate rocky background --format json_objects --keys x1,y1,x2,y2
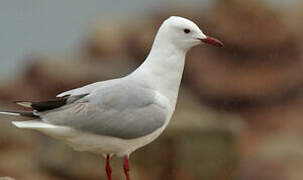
[{"x1": 1, "y1": 0, "x2": 303, "y2": 179}]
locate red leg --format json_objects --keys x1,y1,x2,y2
[
  {"x1": 123, "y1": 156, "x2": 130, "y2": 180},
  {"x1": 105, "y1": 154, "x2": 112, "y2": 180}
]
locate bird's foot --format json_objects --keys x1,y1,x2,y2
[
  {"x1": 106, "y1": 154, "x2": 112, "y2": 180},
  {"x1": 123, "y1": 156, "x2": 130, "y2": 180}
]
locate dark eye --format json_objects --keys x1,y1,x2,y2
[{"x1": 184, "y1": 29, "x2": 190, "y2": 34}]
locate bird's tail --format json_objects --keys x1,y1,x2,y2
[
  {"x1": 11, "y1": 120, "x2": 50, "y2": 129},
  {"x1": 0, "y1": 110, "x2": 38, "y2": 118},
  {"x1": 0, "y1": 110, "x2": 43, "y2": 129},
  {"x1": 0, "y1": 111, "x2": 20, "y2": 116}
]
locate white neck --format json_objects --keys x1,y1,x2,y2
[{"x1": 129, "y1": 30, "x2": 187, "y2": 108}]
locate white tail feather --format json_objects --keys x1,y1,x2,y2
[
  {"x1": 12, "y1": 121, "x2": 58, "y2": 129},
  {"x1": 12, "y1": 121, "x2": 73, "y2": 138},
  {"x1": 0, "y1": 111, "x2": 20, "y2": 116}
]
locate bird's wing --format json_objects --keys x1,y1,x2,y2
[
  {"x1": 15, "y1": 94, "x2": 89, "y2": 112},
  {"x1": 40, "y1": 82, "x2": 169, "y2": 139},
  {"x1": 56, "y1": 83, "x2": 98, "y2": 98},
  {"x1": 56, "y1": 79, "x2": 118, "y2": 98}
]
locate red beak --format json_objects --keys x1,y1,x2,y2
[{"x1": 198, "y1": 36, "x2": 224, "y2": 48}]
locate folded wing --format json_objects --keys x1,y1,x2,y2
[{"x1": 41, "y1": 83, "x2": 168, "y2": 139}]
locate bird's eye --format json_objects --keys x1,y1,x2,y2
[{"x1": 184, "y1": 29, "x2": 190, "y2": 34}]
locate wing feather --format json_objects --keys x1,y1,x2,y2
[
  {"x1": 15, "y1": 94, "x2": 89, "y2": 112},
  {"x1": 42, "y1": 83, "x2": 168, "y2": 139}
]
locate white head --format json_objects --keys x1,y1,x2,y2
[{"x1": 154, "y1": 16, "x2": 223, "y2": 51}]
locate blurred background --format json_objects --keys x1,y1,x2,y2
[{"x1": 0, "y1": 0, "x2": 303, "y2": 179}]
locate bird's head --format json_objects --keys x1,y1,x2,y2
[{"x1": 157, "y1": 16, "x2": 223, "y2": 51}]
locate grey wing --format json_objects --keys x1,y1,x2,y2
[
  {"x1": 56, "y1": 79, "x2": 118, "y2": 98},
  {"x1": 41, "y1": 83, "x2": 168, "y2": 139}
]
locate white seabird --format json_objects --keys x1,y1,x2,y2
[{"x1": 0, "y1": 16, "x2": 223, "y2": 180}]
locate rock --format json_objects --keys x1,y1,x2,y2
[{"x1": 184, "y1": 0, "x2": 303, "y2": 108}]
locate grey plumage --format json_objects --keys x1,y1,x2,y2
[
  {"x1": 0, "y1": 16, "x2": 222, "y2": 161},
  {"x1": 38, "y1": 81, "x2": 168, "y2": 139},
  {"x1": 2, "y1": 79, "x2": 168, "y2": 139}
]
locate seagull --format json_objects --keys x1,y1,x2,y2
[{"x1": 0, "y1": 16, "x2": 223, "y2": 180}]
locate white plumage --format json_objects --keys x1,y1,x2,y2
[{"x1": 0, "y1": 16, "x2": 223, "y2": 179}]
